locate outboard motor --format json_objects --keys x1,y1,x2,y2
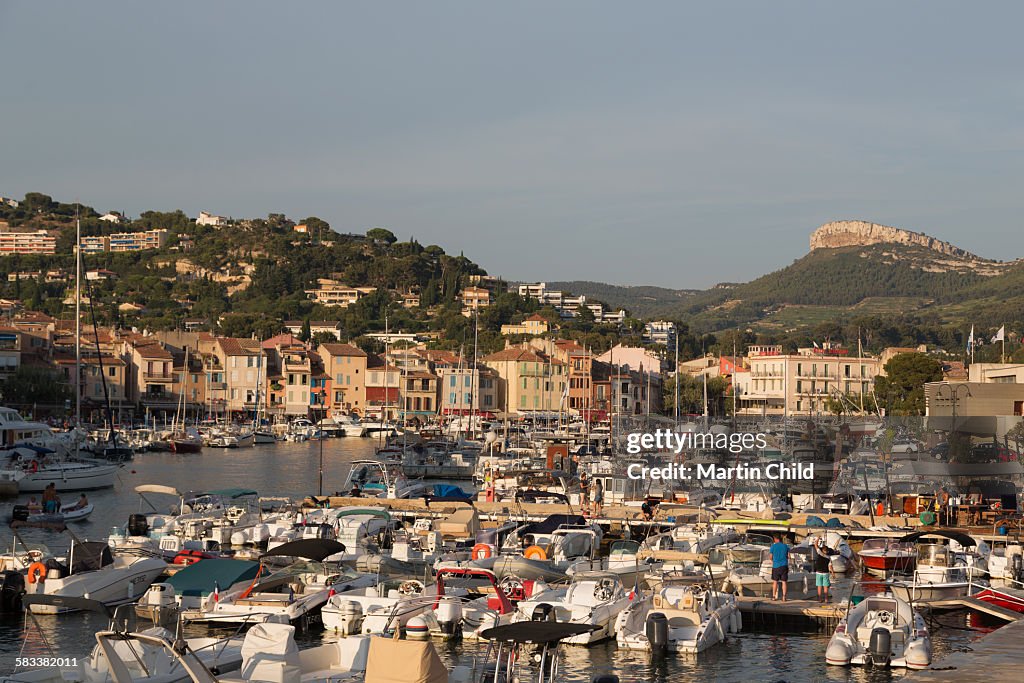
[
  {"x1": 1012, "y1": 553, "x2": 1023, "y2": 583},
  {"x1": 1, "y1": 571, "x2": 26, "y2": 612},
  {"x1": 646, "y1": 612, "x2": 669, "y2": 655},
  {"x1": 868, "y1": 627, "x2": 892, "y2": 666},
  {"x1": 435, "y1": 597, "x2": 463, "y2": 637},
  {"x1": 128, "y1": 514, "x2": 149, "y2": 537},
  {"x1": 10, "y1": 506, "x2": 30, "y2": 522},
  {"x1": 531, "y1": 603, "x2": 557, "y2": 622}
]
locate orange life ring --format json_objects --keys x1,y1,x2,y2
[
  {"x1": 472, "y1": 543, "x2": 493, "y2": 560},
  {"x1": 30, "y1": 460, "x2": 39, "y2": 473},
  {"x1": 27, "y1": 561, "x2": 47, "y2": 584},
  {"x1": 523, "y1": 545, "x2": 547, "y2": 561}
]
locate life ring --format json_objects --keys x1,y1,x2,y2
[
  {"x1": 29, "y1": 460, "x2": 39, "y2": 473},
  {"x1": 472, "y1": 543, "x2": 493, "y2": 560},
  {"x1": 524, "y1": 545, "x2": 547, "y2": 561},
  {"x1": 27, "y1": 562, "x2": 47, "y2": 584}
]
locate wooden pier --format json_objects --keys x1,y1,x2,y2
[{"x1": 905, "y1": 617, "x2": 1024, "y2": 682}]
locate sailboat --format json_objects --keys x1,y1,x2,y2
[
  {"x1": 168, "y1": 347, "x2": 203, "y2": 453},
  {"x1": 252, "y1": 345, "x2": 276, "y2": 443}
]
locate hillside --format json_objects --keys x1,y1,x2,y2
[{"x1": 543, "y1": 281, "x2": 699, "y2": 318}]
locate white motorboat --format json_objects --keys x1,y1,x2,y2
[
  {"x1": 322, "y1": 577, "x2": 469, "y2": 636},
  {"x1": 615, "y1": 581, "x2": 741, "y2": 654},
  {"x1": 723, "y1": 546, "x2": 813, "y2": 598},
  {"x1": 10, "y1": 596, "x2": 245, "y2": 682},
  {"x1": 27, "y1": 541, "x2": 167, "y2": 615},
  {"x1": 342, "y1": 459, "x2": 429, "y2": 499},
  {"x1": 807, "y1": 530, "x2": 857, "y2": 573},
  {"x1": 826, "y1": 592, "x2": 931, "y2": 669},
  {"x1": 513, "y1": 570, "x2": 631, "y2": 645},
  {"x1": 185, "y1": 539, "x2": 372, "y2": 627},
  {"x1": 886, "y1": 531, "x2": 989, "y2": 602},
  {"x1": 11, "y1": 501, "x2": 94, "y2": 525}
]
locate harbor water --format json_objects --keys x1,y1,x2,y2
[{"x1": 0, "y1": 439, "x2": 992, "y2": 680}]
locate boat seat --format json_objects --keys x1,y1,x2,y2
[
  {"x1": 661, "y1": 608, "x2": 701, "y2": 628},
  {"x1": 437, "y1": 509, "x2": 479, "y2": 539}
]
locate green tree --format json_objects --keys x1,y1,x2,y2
[
  {"x1": 366, "y1": 227, "x2": 397, "y2": 244},
  {"x1": 873, "y1": 353, "x2": 944, "y2": 415},
  {"x1": 0, "y1": 366, "x2": 71, "y2": 406},
  {"x1": 299, "y1": 319, "x2": 312, "y2": 342}
]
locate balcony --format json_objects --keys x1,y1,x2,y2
[
  {"x1": 143, "y1": 372, "x2": 174, "y2": 382},
  {"x1": 208, "y1": 381, "x2": 227, "y2": 391}
]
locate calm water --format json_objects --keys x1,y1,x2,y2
[{"x1": 0, "y1": 439, "x2": 991, "y2": 680}]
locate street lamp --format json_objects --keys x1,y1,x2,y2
[{"x1": 937, "y1": 383, "x2": 972, "y2": 459}]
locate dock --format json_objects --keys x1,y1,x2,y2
[
  {"x1": 735, "y1": 595, "x2": 1020, "y2": 630},
  {"x1": 906, "y1": 617, "x2": 1024, "y2": 682}
]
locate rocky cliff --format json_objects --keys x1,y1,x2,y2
[{"x1": 810, "y1": 220, "x2": 984, "y2": 260}]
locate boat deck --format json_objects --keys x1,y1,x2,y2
[{"x1": 906, "y1": 617, "x2": 1024, "y2": 682}]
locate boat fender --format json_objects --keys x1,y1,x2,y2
[
  {"x1": 27, "y1": 562, "x2": 47, "y2": 584},
  {"x1": 524, "y1": 545, "x2": 547, "y2": 561},
  {"x1": 472, "y1": 543, "x2": 493, "y2": 560}
]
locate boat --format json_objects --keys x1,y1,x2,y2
[
  {"x1": 974, "y1": 584, "x2": 1024, "y2": 613},
  {"x1": 858, "y1": 538, "x2": 917, "y2": 577},
  {"x1": 136, "y1": 558, "x2": 266, "y2": 622},
  {"x1": 723, "y1": 546, "x2": 813, "y2": 599},
  {"x1": 9, "y1": 596, "x2": 246, "y2": 683},
  {"x1": 169, "y1": 433, "x2": 203, "y2": 454},
  {"x1": 342, "y1": 459, "x2": 430, "y2": 499},
  {"x1": 614, "y1": 580, "x2": 741, "y2": 654},
  {"x1": 513, "y1": 570, "x2": 631, "y2": 645},
  {"x1": 26, "y1": 540, "x2": 167, "y2": 614},
  {"x1": 10, "y1": 500, "x2": 94, "y2": 525},
  {"x1": 322, "y1": 577, "x2": 468, "y2": 636},
  {"x1": 807, "y1": 530, "x2": 857, "y2": 573},
  {"x1": 184, "y1": 539, "x2": 370, "y2": 626},
  {"x1": 7, "y1": 449, "x2": 119, "y2": 493},
  {"x1": 886, "y1": 531, "x2": 988, "y2": 602},
  {"x1": 825, "y1": 592, "x2": 931, "y2": 669}
]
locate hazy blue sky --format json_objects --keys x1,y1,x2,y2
[{"x1": 3, "y1": 2, "x2": 1022, "y2": 287}]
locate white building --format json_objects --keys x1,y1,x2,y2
[{"x1": 196, "y1": 211, "x2": 227, "y2": 227}]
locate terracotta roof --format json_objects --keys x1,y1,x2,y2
[
  {"x1": 217, "y1": 337, "x2": 261, "y2": 356},
  {"x1": 262, "y1": 333, "x2": 302, "y2": 349},
  {"x1": 525, "y1": 314, "x2": 547, "y2": 322},
  {"x1": 319, "y1": 343, "x2": 367, "y2": 358},
  {"x1": 482, "y1": 348, "x2": 550, "y2": 363},
  {"x1": 134, "y1": 342, "x2": 173, "y2": 360}
]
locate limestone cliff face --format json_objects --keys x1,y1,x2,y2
[{"x1": 810, "y1": 221, "x2": 983, "y2": 260}]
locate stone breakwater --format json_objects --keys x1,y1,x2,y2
[{"x1": 810, "y1": 220, "x2": 984, "y2": 260}]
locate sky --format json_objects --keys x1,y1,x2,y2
[{"x1": 2, "y1": 2, "x2": 1023, "y2": 288}]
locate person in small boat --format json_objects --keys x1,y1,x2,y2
[
  {"x1": 41, "y1": 483, "x2": 60, "y2": 514},
  {"x1": 68, "y1": 494, "x2": 88, "y2": 511},
  {"x1": 769, "y1": 534, "x2": 790, "y2": 601}
]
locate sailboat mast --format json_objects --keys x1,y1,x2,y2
[
  {"x1": 75, "y1": 211, "x2": 82, "y2": 430},
  {"x1": 471, "y1": 305, "x2": 478, "y2": 441}
]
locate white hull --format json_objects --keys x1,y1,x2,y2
[
  {"x1": 18, "y1": 463, "x2": 119, "y2": 492},
  {"x1": 29, "y1": 557, "x2": 167, "y2": 614}
]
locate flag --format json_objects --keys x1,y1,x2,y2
[
  {"x1": 328, "y1": 586, "x2": 336, "y2": 598},
  {"x1": 813, "y1": 341, "x2": 820, "y2": 349},
  {"x1": 992, "y1": 326, "x2": 1005, "y2": 343},
  {"x1": 213, "y1": 581, "x2": 220, "y2": 603},
  {"x1": 967, "y1": 326, "x2": 975, "y2": 353},
  {"x1": 628, "y1": 574, "x2": 640, "y2": 601}
]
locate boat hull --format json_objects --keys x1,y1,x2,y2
[
  {"x1": 18, "y1": 464, "x2": 118, "y2": 492},
  {"x1": 169, "y1": 440, "x2": 203, "y2": 454}
]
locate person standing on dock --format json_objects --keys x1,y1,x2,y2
[
  {"x1": 592, "y1": 478, "x2": 604, "y2": 517},
  {"x1": 769, "y1": 534, "x2": 790, "y2": 601},
  {"x1": 811, "y1": 537, "x2": 836, "y2": 603}
]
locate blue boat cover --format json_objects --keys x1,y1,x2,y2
[
  {"x1": 167, "y1": 559, "x2": 263, "y2": 597},
  {"x1": 433, "y1": 484, "x2": 472, "y2": 500}
]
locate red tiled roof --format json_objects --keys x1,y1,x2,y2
[
  {"x1": 218, "y1": 337, "x2": 260, "y2": 356},
  {"x1": 319, "y1": 343, "x2": 367, "y2": 358}
]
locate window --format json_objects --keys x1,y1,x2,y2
[
  {"x1": 464, "y1": 376, "x2": 471, "y2": 387},
  {"x1": 109, "y1": 367, "x2": 116, "y2": 377},
  {"x1": 450, "y1": 376, "x2": 456, "y2": 387}
]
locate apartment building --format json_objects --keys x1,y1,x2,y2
[
  {"x1": 737, "y1": 346, "x2": 881, "y2": 416},
  {"x1": 304, "y1": 280, "x2": 377, "y2": 308},
  {"x1": 108, "y1": 229, "x2": 168, "y2": 252},
  {"x1": 79, "y1": 235, "x2": 110, "y2": 254},
  {"x1": 196, "y1": 211, "x2": 227, "y2": 227},
  {"x1": 401, "y1": 370, "x2": 439, "y2": 419},
  {"x1": 0, "y1": 230, "x2": 56, "y2": 255},
  {"x1": 501, "y1": 314, "x2": 550, "y2": 337},
  {"x1": 644, "y1": 321, "x2": 677, "y2": 346},
  {"x1": 266, "y1": 344, "x2": 312, "y2": 417},
  {"x1": 318, "y1": 343, "x2": 368, "y2": 417},
  {"x1": 365, "y1": 357, "x2": 402, "y2": 421},
  {"x1": 481, "y1": 347, "x2": 566, "y2": 416},
  {"x1": 460, "y1": 286, "x2": 491, "y2": 317},
  {"x1": 437, "y1": 366, "x2": 502, "y2": 416},
  {"x1": 213, "y1": 337, "x2": 263, "y2": 417},
  {"x1": 125, "y1": 340, "x2": 177, "y2": 413},
  {"x1": 0, "y1": 327, "x2": 21, "y2": 380}
]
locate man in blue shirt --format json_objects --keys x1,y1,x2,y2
[{"x1": 769, "y1": 534, "x2": 790, "y2": 601}]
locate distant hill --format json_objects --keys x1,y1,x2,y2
[
  {"x1": 541, "y1": 221, "x2": 1021, "y2": 334},
  {"x1": 544, "y1": 281, "x2": 699, "y2": 318}
]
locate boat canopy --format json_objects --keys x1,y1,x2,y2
[
  {"x1": 70, "y1": 541, "x2": 113, "y2": 574},
  {"x1": 522, "y1": 514, "x2": 586, "y2": 536},
  {"x1": 135, "y1": 484, "x2": 182, "y2": 497},
  {"x1": 166, "y1": 559, "x2": 263, "y2": 597},
  {"x1": 480, "y1": 622, "x2": 598, "y2": 644},
  {"x1": 200, "y1": 488, "x2": 259, "y2": 499},
  {"x1": 22, "y1": 594, "x2": 112, "y2": 616},
  {"x1": 261, "y1": 538, "x2": 346, "y2": 562},
  {"x1": 897, "y1": 530, "x2": 977, "y2": 547},
  {"x1": 329, "y1": 506, "x2": 391, "y2": 522},
  {"x1": 516, "y1": 489, "x2": 569, "y2": 504}
]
